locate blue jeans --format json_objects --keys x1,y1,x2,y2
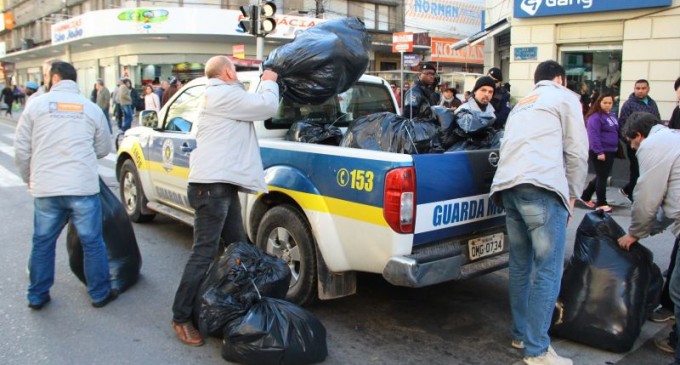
[
  {"x1": 121, "y1": 104, "x2": 133, "y2": 131},
  {"x1": 668, "y1": 235, "x2": 680, "y2": 364},
  {"x1": 172, "y1": 183, "x2": 246, "y2": 323},
  {"x1": 101, "y1": 107, "x2": 112, "y2": 134},
  {"x1": 502, "y1": 184, "x2": 569, "y2": 357},
  {"x1": 29, "y1": 195, "x2": 111, "y2": 304}
]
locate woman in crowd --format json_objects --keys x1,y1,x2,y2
[
  {"x1": 143, "y1": 83, "x2": 160, "y2": 112},
  {"x1": 579, "y1": 94, "x2": 619, "y2": 212}
]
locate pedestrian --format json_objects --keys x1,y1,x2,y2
[
  {"x1": 490, "y1": 60, "x2": 588, "y2": 365},
  {"x1": 13, "y1": 61, "x2": 117, "y2": 310},
  {"x1": 111, "y1": 79, "x2": 122, "y2": 130},
  {"x1": 390, "y1": 83, "x2": 401, "y2": 109},
  {"x1": 170, "y1": 56, "x2": 279, "y2": 346},
  {"x1": 579, "y1": 94, "x2": 619, "y2": 213},
  {"x1": 670, "y1": 76, "x2": 680, "y2": 129},
  {"x1": 161, "y1": 76, "x2": 180, "y2": 107},
  {"x1": 24, "y1": 81, "x2": 39, "y2": 102},
  {"x1": 2, "y1": 85, "x2": 14, "y2": 116},
  {"x1": 618, "y1": 79, "x2": 660, "y2": 202},
  {"x1": 95, "y1": 79, "x2": 112, "y2": 133},
  {"x1": 439, "y1": 87, "x2": 461, "y2": 110},
  {"x1": 143, "y1": 84, "x2": 160, "y2": 112},
  {"x1": 156, "y1": 80, "x2": 167, "y2": 107},
  {"x1": 487, "y1": 67, "x2": 511, "y2": 129},
  {"x1": 117, "y1": 78, "x2": 133, "y2": 131},
  {"x1": 402, "y1": 63, "x2": 440, "y2": 119},
  {"x1": 464, "y1": 90, "x2": 471, "y2": 101},
  {"x1": 616, "y1": 111, "x2": 680, "y2": 363}
]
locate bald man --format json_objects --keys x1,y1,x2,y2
[
  {"x1": 27, "y1": 58, "x2": 62, "y2": 104},
  {"x1": 171, "y1": 56, "x2": 279, "y2": 346}
]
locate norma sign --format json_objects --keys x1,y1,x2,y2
[
  {"x1": 515, "y1": 0, "x2": 672, "y2": 18},
  {"x1": 393, "y1": 32, "x2": 413, "y2": 53},
  {"x1": 430, "y1": 37, "x2": 484, "y2": 64},
  {"x1": 232, "y1": 44, "x2": 245, "y2": 59},
  {"x1": 514, "y1": 46, "x2": 538, "y2": 61}
]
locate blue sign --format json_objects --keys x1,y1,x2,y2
[
  {"x1": 514, "y1": 47, "x2": 538, "y2": 61},
  {"x1": 515, "y1": 0, "x2": 672, "y2": 18}
]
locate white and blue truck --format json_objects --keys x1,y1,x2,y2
[{"x1": 116, "y1": 71, "x2": 508, "y2": 305}]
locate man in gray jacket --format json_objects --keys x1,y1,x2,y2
[
  {"x1": 95, "y1": 79, "x2": 111, "y2": 133},
  {"x1": 490, "y1": 60, "x2": 588, "y2": 365},
  {"x1": 171, "y1": 55, "x2": 279, "y2": 346},
  {"x1": 617, "y1": 112, "x2": 680, "y2": 365},
  {"x1": 14, "y1": 61, "x2": 116, "y2": 310}
]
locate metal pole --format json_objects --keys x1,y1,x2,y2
[
  {"x1": 400, "y1": 51, "x2": 404, "y2": 112},
  {"x1": 256, "y1": 36, "x2": 264, "y2": 60}
]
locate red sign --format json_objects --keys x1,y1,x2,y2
[
  {"x1": 430, "y1": 37, "x2": 484, "y2": 64},
  {"x1": 392, "y1": 32, "x2": 413, "y2": 53},
  {"x1": 232, "y1": 44, "x2": 245, "y2": 59}
]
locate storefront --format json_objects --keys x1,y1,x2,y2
[{"x1": 507, "y1": 0, "x2": 679, "y2": 118}]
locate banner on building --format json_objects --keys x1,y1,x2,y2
[
  {"x1": 515, "y1": 0, "x2": 672, "y2": 18},
  {"x1": 405, "y1": 0, "x2": 484, "y2": 38},
  {"x1": 393, "y1": 32, "x2": 414, "y2": 53},
  {"x1": 430, "y1": 37, "x2": 484, "y2": 64}
]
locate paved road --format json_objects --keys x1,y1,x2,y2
[{"x1": 0, "y1": 114, "x2": 675, "y2": 365}]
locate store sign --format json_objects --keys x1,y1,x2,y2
[
  {"x1": 232, "y1": 44, "x2": 245, "y2": 59},
  {"x1": 403, "y1": 54, "x2": 422, "y2": 67},
  {"x1": 515, "y1": 0, "x2": 672, "y2": 18},
  {"x1": 514, "y1": 47, "x2": 537, "y2": 61},
  {"x1": 405, "y1": 0, "x2": 484, "y2": 37},
  {"x1": 393, "y1": 32, "x2": 414, "y2": 53},
  {"x1": 52, "y1": 8, "x2": 326, "y2": 45},
  {"x1": 430, "y1": 37, "x2": 484, "y2": 64}
]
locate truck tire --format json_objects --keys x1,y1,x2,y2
[
  {"x1": 256, "y1": 205, "x2": 317, "y2": 306},
  {"x1": 119, "y1": 159, "x2": 155, "y2": 223}
]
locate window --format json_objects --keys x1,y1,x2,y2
[
  {"x1": 348, "y1": 2, "x2": 393, "y2": 31},
  {"x1": 560, "y1": 47, "x2": 622, "y2": 114},
  {"x1": 163, "y1": 85, "x2": 205, "y2": 133},
  {"x1": 266, "y1": 82, "x2": 396, "y2": 130}
]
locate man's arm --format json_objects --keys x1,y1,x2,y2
[
  {"x1": 93, "y1": 110, "x2": 112, "y2": 159},
  {"x1": 561, "y1": 95, "x2": 589, "y2": 208},
  {"x1": 13, "y1": 110, "x2": 33, "y2": 183},
  {"x1": 627, "y1": 144, "x2": 671, "y2": 239}
]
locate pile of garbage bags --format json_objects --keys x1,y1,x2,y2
[
  {"x1": 66, "y1": 177, "x2": 142, "y2": 292},
  {"x1": 550, "y1": 210, "x2": 663, "y2": 353},
  {"x1": 264, "y1": 17, "x2": 371, "y2": 105},
  {"x1": 196, "y1": 242, "x2": 327, "y2": 365},
  {"x1": 285, "y1": 119, "x2": 343, "y2": 146},
  {"x1": 339, "y1": 106, "x2": 503, "y2": 154}
]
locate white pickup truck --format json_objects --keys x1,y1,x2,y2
[{"x1": 116, "y1": 71, "x2": 508, "y2": 305}]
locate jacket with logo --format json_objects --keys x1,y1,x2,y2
[
  {"x1": 14, "y1": 80, "x2": 112, "y2": 197},
  {"x1": 490, "y1": 80, "x2": 589, "y2": 211}
]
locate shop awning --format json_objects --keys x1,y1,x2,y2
[{"x1": 450, "y1": 19, "x2": 510, "y2": 51}]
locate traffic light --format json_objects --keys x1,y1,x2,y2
[
  {"x1": 238, "y1": 5, "x2": 257, "y2": 35},
  {"x1": 259, "y1": 1, "x2": 277, "y2": 36}
]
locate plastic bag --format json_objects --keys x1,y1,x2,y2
[
  {"x1": 550, "y1": 210, "x2": 658, "y2": 353},
  {"x1": 285, "y1": 119, "x2": 343, "y2": 146},
  {"x1": 263, "y1": 17, "x2": 371, "y2": 105},
  {"x1": 195, "y1": 242, "x2": 291, "y2": 337},
  {"x1": 66, "y1": 177, "x2": 142, "y2": 292},
  {"x1": 222, "y1": 297, "x2": 327, "y2": 365},
  {"x1": 446, "y1": 129, "x2": 503, "y2": 152},
  {"x1": 341, "y1": 112, "x2": 441, "y2": 154}
]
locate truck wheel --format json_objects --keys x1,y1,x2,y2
[
  {"x1": 256, "y1": 205, "x2": 317, "y2": 306},
  {"x1": 119, "y1": 159, "x2": 155, "y2": 223}
]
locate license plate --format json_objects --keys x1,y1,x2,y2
[{"x1": 468, "y1": 233, "x2": 504, "y2": 261}]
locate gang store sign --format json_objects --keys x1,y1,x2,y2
[{"x1": 515, "y1": 0, "x2": 672, "y2": 18}]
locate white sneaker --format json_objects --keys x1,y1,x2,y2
[
  {"x1": 523, "y1": 346, "x2": 572, "y2": 365},
  {"x1": 511, "y1": 339, "x2": 525, "y2": 349}
]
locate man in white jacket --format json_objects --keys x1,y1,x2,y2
[
  {"x1": 14, "y1": 61, "x2": 115, "y2": 310},
  {"x1": 171, "y1": 55, "x2": 279, "y2": 346},
  {"x1": 490, "y1": 60, "x2": 588, "y2": 365},
  {"x1": 617, "y1": 112, "x2": 680, "y2": 364}
]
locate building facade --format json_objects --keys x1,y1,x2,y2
[{"x1": 482, "y1": 0, "x2": 680, "y2": 119}]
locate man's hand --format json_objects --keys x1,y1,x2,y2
[
  {"x1": 568, "y1": 197, "x2": 575, "y2": 225},
  {"x1": 618, "y1": 233, "x2": 638, "y2": 251},
  {"x1": 597, "y1": 153, "x2": 605, "y2": 161},
  {"x1": 261, "y1": 70, "x2": 278, "y2": 82}
]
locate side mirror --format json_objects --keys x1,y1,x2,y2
[{"x1": 140, "y1": 110, "x2": 158, "y2": 128}]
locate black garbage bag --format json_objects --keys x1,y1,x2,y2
[
  {"x1": 66, "y1": 177, "x2": 142, "y2": 292},
  {"x1": 285, "y1": 119, "x2": 343, "y2": 146},
  {"x1": 222, "y1": 297, "x2": 327, "y2": 365},
  {"x1": 263, "y1": 17, "x2": 371, "y2": 105},
  {"x1": 431, "y1": 105, "x2": 456, "y2": 132},
  {"x1": 550, "y1": 210, "x2": 658, "y2": 353},
  {"x1": 446, "y1": 129, "x2": 504, "y2": 152},
  {"x1": 341, "y1": 112, "x2": 441, "y2": 154},
  {"x1": 196, "y1": 242, "x2": 291, "y2": 337}
]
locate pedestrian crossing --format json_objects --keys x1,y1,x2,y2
[{"x1": 0, "y1": 129, "x2": 118, "y2": 188}]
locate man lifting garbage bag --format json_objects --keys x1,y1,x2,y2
[
  {"x1": 66, "y1": 177, "x2": 142, "y2": 292},
  {"x1": 550, "y1": 210, "x2": 662, "y2": 352},
  {"x1": 263, "y1": 17, "x2": 371, "y2": 105}
]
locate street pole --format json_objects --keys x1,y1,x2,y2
[
  {"x1": 400, "y1": 51, "x2": 404, "y2": 112},
  {"x1": 256, "y1": 36, "x2": 264, "y2": 61}
]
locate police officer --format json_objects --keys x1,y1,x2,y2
[
  {"x1": 402, "y1": 63, "x2": 440, "y2": 119},
  {"x1": 487, "y1": 67, "x2": 511, "y2": 129}
]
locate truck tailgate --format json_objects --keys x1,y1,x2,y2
[{"x1": 411, "y1": 150, "x2": 505, "y2": 245}]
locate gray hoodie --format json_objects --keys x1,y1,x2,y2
[{"x1": 14, "y1": 80, "x2": 112, "y2": 197}]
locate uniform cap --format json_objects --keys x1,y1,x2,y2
[
  {"x1": 488, "y1": 67, "x2": 503, "y2": 82},
  {"x1": 26, "y1": 81, "x2": 39, "y2": 90}
]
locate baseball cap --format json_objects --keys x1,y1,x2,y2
[{"x1": 26, "y1": 81, "x2": 39, "y2": 91}]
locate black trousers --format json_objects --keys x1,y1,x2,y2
[
  {"x1": 581, "y1": 151, "x2": 616, "y2": 206},
  {"x1": 622, "y1": 143, "x2": 639, "y2": 200}
]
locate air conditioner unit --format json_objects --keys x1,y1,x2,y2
[{"x1": 21, "y1": 38, "x2": 34, "y2": 50}]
